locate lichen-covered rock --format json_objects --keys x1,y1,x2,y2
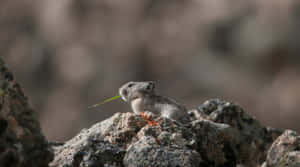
[
  {"x1": 137, "y1": 116, "x2": 197, "y2": 148},
  {"x1": 263, "y1": 130, "x2": 300, "y2": 167},
  {"x1": 95, "y1": 112, "x2": 147, "y2": 144},
  {"x1": 51, "y1": 99, "x2": 288, "y2": 167},
  {"x1": 0, "y1": 58, "x2": 53, "y2": 167},
  {"x1": 51, "y1": 112, "x2": 201, "y2": 167},
  {"x1": 51, "y1": 137, "x2": 125, "y2": 167},
  {"x1": 123, "y1": 116, "x2": 201, "y2": 167},
  {"x1": 190, "y1": 119, "x2": 238, "y2": 166},
  {"x1": 50, "y1": 112, "x2": 145, "y2": 167},
  {"x1": 190, "y1": 99, "x2": 282, "y2": 166},
  {"x1": 123, "y1": 136, "x2": 202, "y2": 167}
]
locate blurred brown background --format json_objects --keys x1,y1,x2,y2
[{"x1": 1, "y1": 0, "x2": 300, "y2": 141}]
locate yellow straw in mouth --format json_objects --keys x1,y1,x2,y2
[{"x1": 88, "y1": 95, "x2": 121, "y2": 108}]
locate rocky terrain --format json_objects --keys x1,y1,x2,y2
[
  {"x1": 0, "y1": 57, "x2": 299, "y2": 167},
  {"x1": 49, "y1": 99, "x2": 299, "y2": 167}
]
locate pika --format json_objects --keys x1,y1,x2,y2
[{"x1": 119, "y1": 81, "x2": 189, "y2": 123}]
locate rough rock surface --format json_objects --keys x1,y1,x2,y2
[
  {"x1": 190, "y1": 99, "x2": 284, "y2": 166},
  {"x1": 0, "y1": 58, "x2": 53, "y2": 167},
  {"x1": 50, "y1": 112, "x2": 143, "y2": 167},
  {"x1": 50, "y1": 99, "x2": 297, "y2": 167},
  {"x1": 262, "y1": 130, "x2": 300, "y2": 167},
  {"x1": 124, "y1": 136, "x2": 201, "y2": 167}
]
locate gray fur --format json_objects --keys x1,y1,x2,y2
[{"x1": 119, "y1": 81, "x2": 189, "y2": 123}]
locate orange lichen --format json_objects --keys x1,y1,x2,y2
[{"x1": 139, "y1": 112, "x2": 158, "y2": 126}]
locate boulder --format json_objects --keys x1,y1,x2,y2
[
  {"x1": 0, "y1": 58, "x2": 53, "y2": 167},
  {"x1": 262, "y1": 130, "x2": 300, "y2": 167}
]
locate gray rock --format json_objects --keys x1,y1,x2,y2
[
  {"x1": 50, "y1": 112, "x2": 145, "y2": 167},
  {"x1": 123, "y1": 136, "x2": 202, "y2": 167},
  {"x1": 263, "y1": 130, "x2": 300, "y2": 167},
  {"x1": 51, "y1": 111, "x2": 202, "y2": 167},
  {"x1": 51, "y1": 137, "x2": 125, "y2": 167},
  {"x1": 192, "y1": 99, "x2": 283, "y2": 166},
  {"x1": 190, "y1": 119, "x2": 238, "y2": 166},
  {"x1": 51, "y1": 99, "x2": 291, "y2": 167},
  {"x1": 0, "y1": 58, "x2": 53, "y2": 167}
]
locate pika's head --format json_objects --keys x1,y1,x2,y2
[{"x1": 119, "y1": 81, "x2": 155, "y2": 102}]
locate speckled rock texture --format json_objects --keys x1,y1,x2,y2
[
  {"x1": 50, "y1": 99, "x2": 297, "y2": 167},
  {"x1": 190, "y1": 99, "x2": 284, "y2": 166},
  {"x1": 262, "y1": 130, "x2": 300, "y2": 167},
  {"x1": 0, "y1": 58, "x2": 53, "y2": 167}
]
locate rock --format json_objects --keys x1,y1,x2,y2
[
  {"x1": 0, "y1": 58, "x2": 53, "y2": 167},
  {"x1": 50, "y1": 112, "x2": 144, "y2": 167},
  {"x1": 123, "y1": 136, "x2": 202, "y2": 167},
  {"x1": 190, "y1": 119, "x2": 238, "y2": 166},
  {"x1": 51, "y1": 112, "x2": 202, "y2": 167},
  {"x1": 263, "y1": 130, "x2": 300, "y2": 167},
  {"x1": 51, "y1": 137, "x2": 125, "y2": 167},
  {"x1": 124, "y1": 116, "x2": 202, "y2": 167},
  {"x1": 191, "y1": 99, "x2": 283, "y2": 166},
  {"x1": 51, "y1": 99, "x2": 292, "y2": 167}
]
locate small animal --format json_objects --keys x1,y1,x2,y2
[{"x1": 119, "y1": 81, "x2": 189, "y2": 123}]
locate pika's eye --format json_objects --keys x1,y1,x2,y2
[
  {"x1": 146, "y1": 85, "x2": 152, "y2": 90},
  {"x1": 128, "y1": 83, "x2": 134, "y2": 88},
  {"x1": 146, "y1": 82, "x2": 154, "y2": 90}
]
